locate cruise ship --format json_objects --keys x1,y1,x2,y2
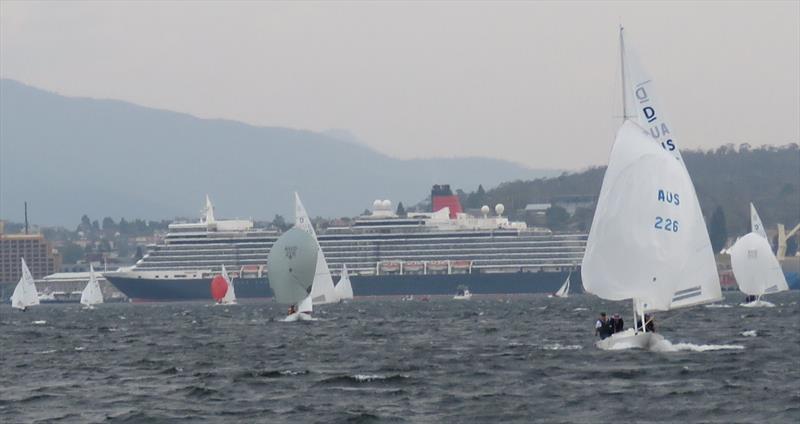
[{"x1": 104, "y1": 186, "x2": 587, "y2": 301}]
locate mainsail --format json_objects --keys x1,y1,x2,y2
[
  {"x1": 11, "y1": 258, "x2": 40, "y2": 310},
  {"x1": 730, "y1": 227, "x2": 788, "y2": 297},
  {"x1": 554, "y1": 273, "x2": 570, "y2": 298},
  {"x1": 620, "y1": 27, "x2": 683, "y2": 164},
  {"x1": 220, "y1": 264, "x2": 237, "y2": 304},
  {"x1": 294, "y1": 192, "x2": 337, "y2": 304},
  {"x1": 605, "y1": 27, "x2": 722, "y2": 311},
  {"x1": 334, "y1": 264, "x2": 354, "y2": 301},
  {"x1": 80, "y1": 265, "x2": 104, "y2": 306},
  {"x1": 750, "y1": 203, "x2": 768, "y2": 239}
]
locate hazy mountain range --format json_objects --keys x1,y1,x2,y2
[{"x1": 0, "y1": 79, "x2": 557, "y2": 226}]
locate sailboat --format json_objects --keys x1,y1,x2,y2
[
  {"x1": 551, "y1": 272, "x2": 571, "y2": 298},
  {"x1": 294, "y1": 192, "x2": 338, "y2": 304},
  {"x1": 267, "y1": 227, "x2": 319, "y2": 321},
  {"x1": 11, "y1": 258, "x2": 40, "y2": 311},
  {"x1": 730, "y1": 203, "x2": 788, "y2": 307},
  {"x1": 212, "y1": 264, "x2": 238, "y2": 305},
  {"x1": 334, "y1": 264, "x2": 354, "y2": 302},
  {"x1": 581, "y1": 27, "x2": 722, "y2": 350},
  {"x1": 80, "y1": 265, "x2": 104, "y2": 308}
]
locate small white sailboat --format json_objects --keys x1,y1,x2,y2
[
  {"x1": 80, "y1": 265, "x2": 104, "y2": 308},
  {"x1": 551, "y1": 272, "x2": 571, "y2": 298},
  {"x1": 11, "y1": 258, "x2": 40, "y2": 311},
  {"x1": 453, "y1": 285, "x2": 472, "y2": 300},
  {"x1": 582, "y1": 27, "x2": 722, "y2": 351},
  {"x1": 730, "y1": 203, "x2": 788, "y2": 308},
  {"x1": 219, "y1": 264, "x2": 238, "y2": 305},
  {"x1": 294, "y1": 192, "x2": 338, "y2": 305},
  {"x1": 334, "y1": 264, "x2": 354, "y2": 302},
  {"x1": 267, "y1": 227, "x2": 319, "y2": 322}
]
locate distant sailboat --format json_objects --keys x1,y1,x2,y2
[
  {"x1": 294, "y1": 192, "x2": 338, "y2": 305},
  {"x1": 335, "y1": 264, "x2": 354, "y2": 302},
  {"x1": 453, "y1": 285, "x2": 472, "y2": 300},
  {"x1": 211, "y1": 264, "x2": 238, "y2": 305},
  {"x1": 80, "y1": 265, "x2": 104, "y2": 308},
  {"x1": 11, "y1": 258, "x2": 40, "y2": 311},
  {"x1": 552, "y1": 272, "x2": 571, "y2": 298},
  {"x1": 267, "y1": 227, "x2": 319, "y2": 321},
  {"x1": 730, "y1": 203, "x2": 788, "y2": 307},
  {"x1": 581, "y1": 27, "x2": 722, "y2": 350}
]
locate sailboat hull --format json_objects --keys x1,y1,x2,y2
[
  {"x1": 282, "y1": 312, "x2": 315, "y2": 322},
  {"x1": 740, "y1": 300, "x2": 775, "y2": 308},
  {"x1": 596, "y1": 329, "x2": 665, "y2": 351}
]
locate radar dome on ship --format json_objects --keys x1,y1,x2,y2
[
  {"x1": 373, "y1": 199, "x2": 382, "y2": 209},
  {"x1": 382, "y1": 200, "x2": 392, "y2": 209},
  {"x1": 495, "y1": 204, "x2": 505, "y2": 216},
  {"x1": 481, "y1": 205, "x2": 490, "y2": 216}
]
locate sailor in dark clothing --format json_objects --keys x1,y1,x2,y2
[
  {"x1": 636, "y1": 314, "x2": 655, "y2": 332},
  {"x1": 645, "y1": 314, "x2": 655, "y2": 332},
  {"x1": 745, "y1": 294, "x2": 757, "y2": 303},
  {"x1": 610, "y1": 313, "x2": 624, "y2": 333},
  {"x1": 595, "y1": 312, "x2": 613, "y2": 339}
]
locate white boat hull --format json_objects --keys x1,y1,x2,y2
[
  {"x1": 453, "y1": 294, "x2": 472, "y2": 300},
  {"x1": 740, "y1": 300, "x2": 775, "y2": 308},
  {"x1": 596, "y1": 329, "x2": 665, "y2": 351},
  {"x1": 283, "y1": 312, "x2": 315, "y2": 322}
]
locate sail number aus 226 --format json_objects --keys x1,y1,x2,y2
[
  {"x1": 654, "y1": 217, "x2": 679, "y2": 232},
  {"x1": 654, "y1": 189, "x2": 679, "y2": 232}
]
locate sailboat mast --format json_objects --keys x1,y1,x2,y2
[{"x1": 619, "y1": 25, "x2": 627, "y2": 122}]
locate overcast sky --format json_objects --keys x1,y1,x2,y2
[{"x1": 1, "y1": 1, "x2": 798, "y2": 170}]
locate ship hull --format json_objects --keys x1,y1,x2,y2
[{"x1": 105, "y1": 271, "x2": 581, "y2": 302}]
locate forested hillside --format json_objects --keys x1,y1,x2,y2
[{"x1": 459, "y1": 144, "x2": 800, "y2": 247}]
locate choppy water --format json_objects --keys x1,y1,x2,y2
[{"x1": 1, "y1": 292, "x2": 799, "y2": 423}]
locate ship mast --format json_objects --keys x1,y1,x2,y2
[{"x1": 619, "y1": 25, "x2": 628, "y2": 122}]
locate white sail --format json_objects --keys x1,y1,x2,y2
[
  {"x1": 294, "y1": 192, "x2": 337, "y2": 304},
  {"x1": 554, "y1": 273, "x2": 570, "y2": 298},
  {"x1": 80, "y1": 265, "x2": 104, "y2": 306},
  {"x1": 334, "y1": 264, "x2": 354, "y2": 301},
  {"x1": 267, "y1": 227, "x2": 318, "y2": 305},
  {"x1": 750, "y1": 203, "x2": 768, "y2": 239},
  {"x1": 11, "y1": 258, "x2": 40, "y2": 309},
  {"x1": 618, "y1": 27, "x2": 722, "y2": 311},
  {"x1": 297, "y1": 294, "x2": 313, "y2": 314},
  {"x1": 582, "y1": 120, "x2": 721, "y2": 311},
  {"x1": 203, "y1": 194, "x2": 215, "y2": 224},
  {"x1": 730, "y1": 232, "x2": 788, "y2": 296},
  {"x1": 220, "y1": 264, "x2": 237, "y2": 304},
  {"x1": 620, "y1": 27, "x2": 683, "y2": 163},
  {"x1": 294, "y1": 192, "x2": 317, "y2": 236}
]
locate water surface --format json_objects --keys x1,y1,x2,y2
[{"x1": 1, "y1": 292, "x2": 798, "y2": 423}]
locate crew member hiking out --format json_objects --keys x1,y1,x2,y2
[
  {"x1": 595, "y1": 312, "x2": 613, "y2": 339},
  {"x1": 610, "y1": 313, "x2": 624, "y2": 333}
]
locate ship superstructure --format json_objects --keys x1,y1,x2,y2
[{"x1": 104, "y1": 188, "x2": 587, "y2": 301}]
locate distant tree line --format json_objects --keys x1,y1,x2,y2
[{"x1": 453, "y1": 143, "x2": 800, "y2": 250}]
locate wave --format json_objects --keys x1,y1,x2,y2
[
  {"x1": 32, "y1": 320, "x2": 46, "y2": 325},
  {"x1": 652, "y1": 339, "x2": 745, "y2": 352},
  {"x1": 320, "y1": 374, "x2": 410, "y2": 385},
  {"x1": 179, "y1": 385, "x2": 220, "y2": 399},
  {"x1": 236, "y1": 369, "x2": 308, "y2": 380},
  {"x1": 541, "y1": 343, "x2": 583, "y2": 350},
  {"x1": 741, "y1": 330, "x2": 758, "y2": 337},
  {"x1": 704, "y1": 303, "x2": 732, "y2": 308}
]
